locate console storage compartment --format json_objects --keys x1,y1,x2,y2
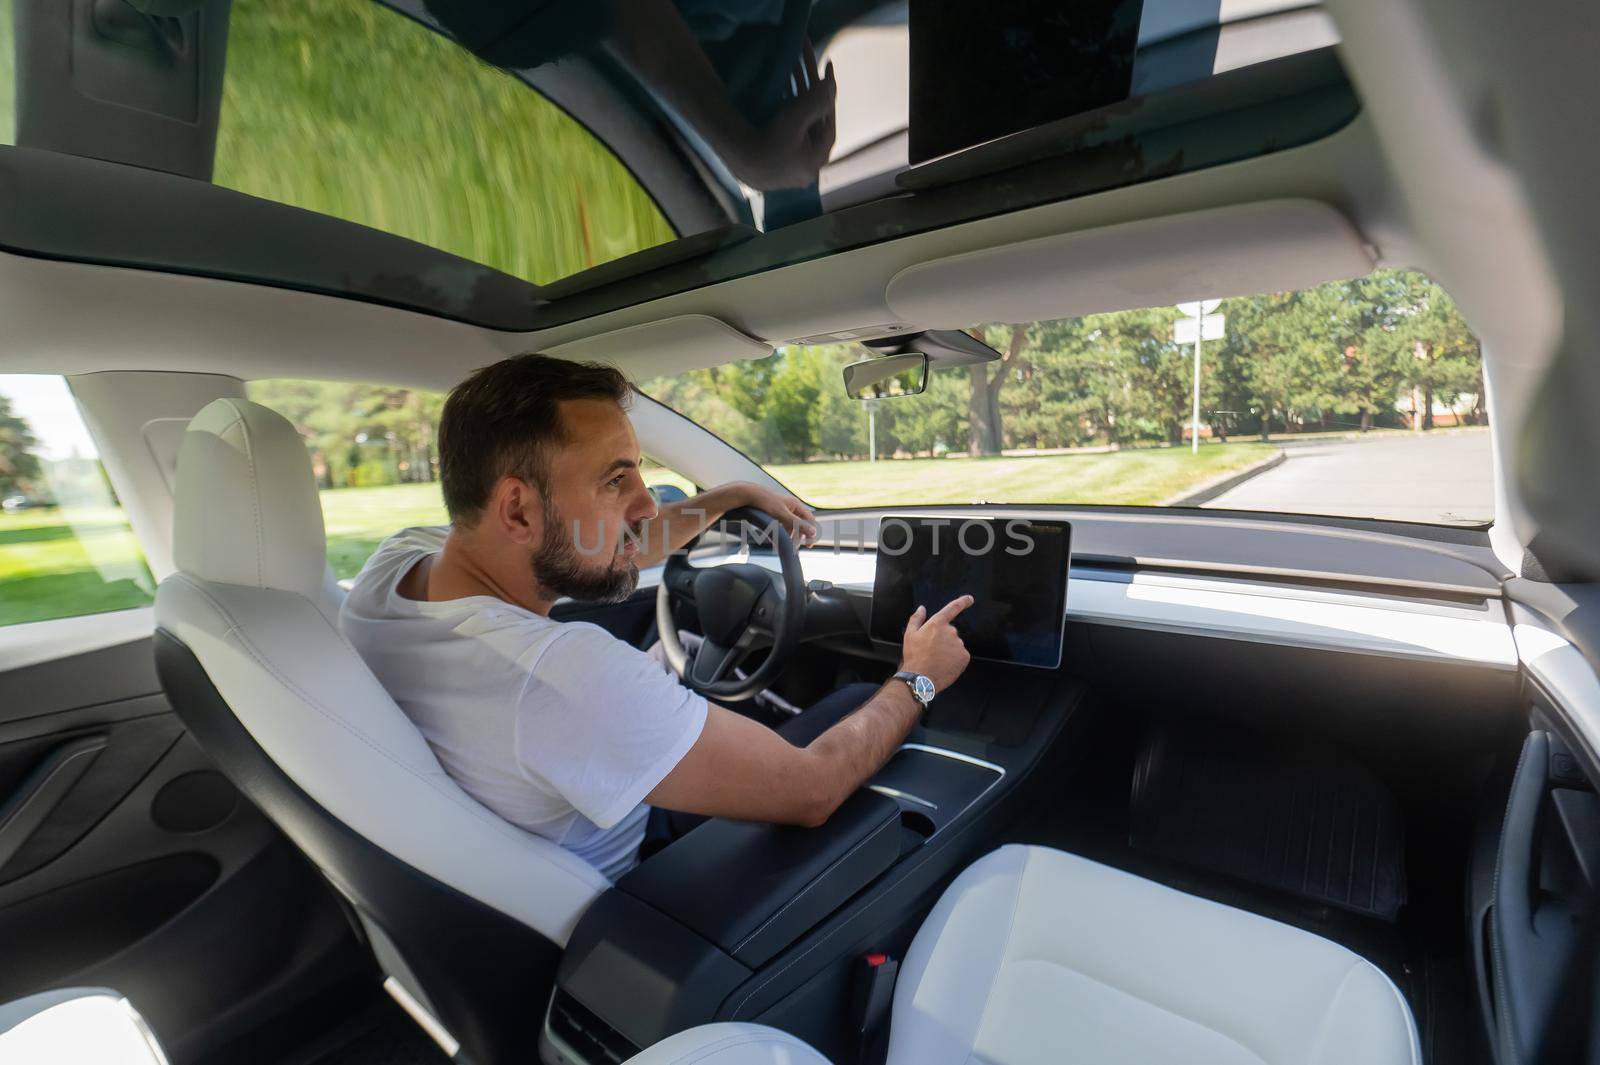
[
  {"x1": 551, "y1": 790, "x2": 904, "y2": 1054},
  {"x1": 553, "y1": 890, "x2": 750, "y2": 1056},
  {"x1": 619, "y1": 789, "x2": 904, "y2": 968}
]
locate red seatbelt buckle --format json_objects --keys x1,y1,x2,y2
[{"x1": 852, "y1": 950, "x2": 899, "y2": 1058}]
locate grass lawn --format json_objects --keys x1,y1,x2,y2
[
  {"x1": 0, "y1": 506, "x2": 156, "y2": 627},
  {"x1": 0, "y1": 444, "x2": 1272, "y2": 627},
  {"x1": 0, "y1": 486, "x2": 453, "y2": 628},
  {"x1": 768, "y1": 441, "x2": 1276, "y2": 509},
  {"x1": 320, "y1": 483, "x2": 449, "y2": 578}
]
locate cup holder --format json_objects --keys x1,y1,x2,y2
[
  {"x1": 899, "y1": 809, "x2": 936, "y2": 838},
  {"x1": 873, "y1": 744, "x2": 1005, "y2": 847}
]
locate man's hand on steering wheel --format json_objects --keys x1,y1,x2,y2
[
  {"x1": 655, "y1": 496, "x2": 812, "y2": 702},
  {"x1": 713, "y1": 481, "x2": 819, "y2": 545}
]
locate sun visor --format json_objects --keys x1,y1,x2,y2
[
  {"x1": 886, "y1": 200, "x2": 1374, "y2": 327},
  {"x1": 546, "y1": 314, "x2": 773, "y2": 378}
]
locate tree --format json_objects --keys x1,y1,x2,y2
[
  {"x1": 888, "y1": 369, "x2": 967, "y2": 456},
  {"x1": 815, "y1": 391, "x2": 868, "y2": 458},
  {"x1": 967, "y1": 324, "x2": 1030, "y2": 455},
  {"x1": 1091, "y1": 308, "x2": 1197, "y2": 445},
  {"x1": 0, "y1": 394, "x2": 43, "y2": 498},
  {"x1": 1221, "y1": 290, "x2": 1344, "y2": 437},
  {"x1": 762, "y1": 350, "x2": 827, "y2": 462},
  {"x1": 247, "y1": 379, "x2": 448, "y2": 487},
  {"x1": 1026, "y1": 316, "x2": 1143, "y2": 445},
  {"x1": 1391, "y1": 275, "x2": 1480, "y2": 428},
  {"x1": 344, "y1": 385, "x2": 446, "y2": 483},
  {"x1": 1327, "y1": 273, "x2": 1410, "y2": 432},
  {"x1": 639, "y1": 362, "x2": 769, "y2": 460},
  {"x1": 811, "y1": 347, "x2": 872, "y2": 458}
]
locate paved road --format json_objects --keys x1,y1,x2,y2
[{"x1": 1203, "y1": 429, "x2": 1494, "y2": 524}]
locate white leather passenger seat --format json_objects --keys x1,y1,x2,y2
[
  {"x1": 628, "y1": 845, "x2": 1420, "y2": 1065},
  {"x1": 888, "y1": 845, "x2": 1420, "y2": 1065},
  {"x1": 621, "y1": 1023, "x2": 830, "y2": 1065}
]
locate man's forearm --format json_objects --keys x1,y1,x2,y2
[
  {"x1": 801, "y1": 681, "x2": 922, "y2": 822},
  {"x1": 647, "y1": 597, "x2": 964, "y2": 829}
]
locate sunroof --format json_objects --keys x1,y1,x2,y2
[
  {"x1": 0, "y1": 0, "x2": 1356, "y2": 327},
  {"x1": 410, "y1": 0, "x2": 1341, "y2": 238},
  {"x1": 213, "y1": 0, "x2": 678, "y2": 287},
  {"x1": 331, "y1": 1, "x2": 1344, "y2": 254}
]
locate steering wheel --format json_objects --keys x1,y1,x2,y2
[{"x1": 655, "y1": 507, "x2": 807, "y2": 702}]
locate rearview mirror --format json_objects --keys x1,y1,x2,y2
[{"x1": 842, "y1": 353, "x2": 929, "y2": 401}]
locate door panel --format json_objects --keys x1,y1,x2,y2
[
  {"x1": 0, "y1": 628, "x2": 368, "y2": 1062},
  {"x1": 0, "y1": 717, "x2": 178, "y2": 882},
  {"x1": 1480, "y1": 584, "x2": 1600, "y2": 1064},
  {"x1": 1487, "y1": 730, "x2": 1590, "y2": 1065}
]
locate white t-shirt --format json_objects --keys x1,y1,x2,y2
[{"x1": 338, "y1": 527, "x2": 708, "y2": 880}]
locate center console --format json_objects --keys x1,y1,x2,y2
[{"x1": 542, "y1": 668, "x2": 1084, "y2": 1065}]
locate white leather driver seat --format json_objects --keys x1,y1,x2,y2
[
  {"x1": 153, "y1": 398, "x2": 608, "y2": 1063},
  {"x1": 627, "y1": 846, "x2": 1420, "y2": 1065}
]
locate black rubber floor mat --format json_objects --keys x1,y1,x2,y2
[{"x1": 1130, "y1": 718, "x2": 1408, "y2": 920}]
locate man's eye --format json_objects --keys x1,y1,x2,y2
[{"x1": 608, "y1": 475, "x2": 626, "y2": 488}]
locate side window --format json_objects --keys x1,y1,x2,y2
[
  {"x1": 247, "y1": 380, "x2": 448, "y2": 579},
  {"x1": 248, "y1": 382, "x2": 704, "y2": 578},
  {"x1": 641, "y1": 460, "x2": 698, "y2": 502},
  {"x1": 0, "y1": 0, "x2": 13, "y2": 145},
  {"x1": 0, "y1": 376, "x2": 155, "y2": 627},
  {"x1": 213, "y1": 0, "x2": 676, "y2": 286}
]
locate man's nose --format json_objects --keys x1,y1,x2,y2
[{"x1": 631, "y1": 480, "x2": 660, "y2": 523}]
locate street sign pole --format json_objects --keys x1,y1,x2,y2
[
  {"x1": 1191, "y1": 329, "x2": 1202, "y2": 454},
  {"x1": 1175, "y1": 300, "x2": 1223, "y2": 454}
]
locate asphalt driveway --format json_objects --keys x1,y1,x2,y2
[{"x1": 1203, "y1": 429, "x2": 1494, "y2": 524}]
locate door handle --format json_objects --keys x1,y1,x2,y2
[{"x1": 0, "y1": 734, "x2": 108, "y2": 874}]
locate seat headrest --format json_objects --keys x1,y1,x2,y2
[{"x1": 173, "y1": 398, "x2": 327, "y2": 600}]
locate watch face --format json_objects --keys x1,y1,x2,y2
[{"x1": 913, "y1": 675, "x2": 936, "y2": 702}]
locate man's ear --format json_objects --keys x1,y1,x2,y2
[{"x1": 489, "y1": 476, "x2": 545, "y2": 547}]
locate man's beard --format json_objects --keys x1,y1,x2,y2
[{"x1": 532, "y1": 505, "x2": 640, "y2": 604}]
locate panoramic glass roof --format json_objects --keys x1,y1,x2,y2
[
  {"x1": 0, "y1": 0, "x2": 1353, "y2": 327},
  {"x1": 410, "y1": 0, "x2": 1342, "y2": 237},
  {"x1": 212, "y1": 0, "x2": 679, "y2": 287}
]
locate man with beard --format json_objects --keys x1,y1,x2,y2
[{"x1": 340, "y1": 354, "x2": 972, "y2": 878}]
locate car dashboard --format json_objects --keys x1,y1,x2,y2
[{"x1": 643, "y1": 507, "x2": 1517, "y2": 675}]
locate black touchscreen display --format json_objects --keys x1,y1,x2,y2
[{"x1": 870, "y1": 517, "x2": 1071, "y2": 669}]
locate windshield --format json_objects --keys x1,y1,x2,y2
[{"x1": 637, "y1": 269, "x2": 1493, "y2": 525}]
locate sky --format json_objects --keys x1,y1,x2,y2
[{"x1": 0, "y1": 375, "x2": 102, "y2": 461}]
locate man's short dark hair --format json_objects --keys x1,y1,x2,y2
[{"x1": 439, "y1": 353, "x2": 632, "y2": 524}]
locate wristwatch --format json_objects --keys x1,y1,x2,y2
[{"x1": 892, "y1": 670, "x2": 936, "y2": 709}]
